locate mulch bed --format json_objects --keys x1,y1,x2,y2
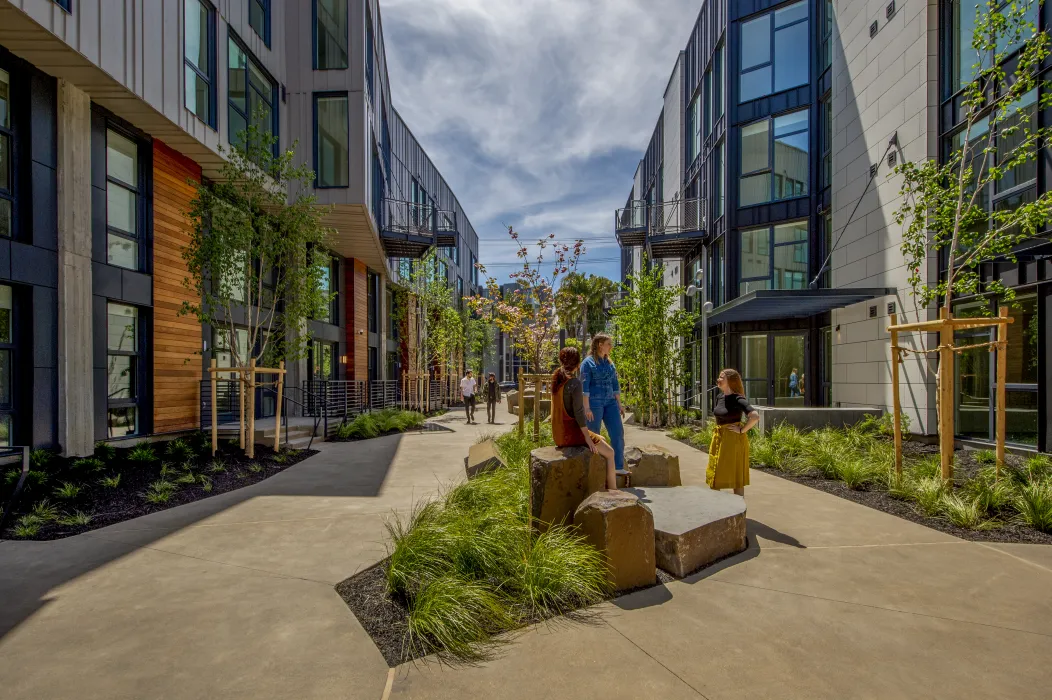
[{"x1": 1, "y1": 442, "x2": 315, "y2": 541}]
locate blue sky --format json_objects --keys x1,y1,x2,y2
[{"x1": 380, "y1": 0, "x2": 702, "y2": 284}]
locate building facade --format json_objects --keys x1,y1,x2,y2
[
  {"x1": 0, "y1": 0, "x2": 480, "y2": 455},
  {"x1": 616, "y1": 0, "x2": 1051, "y2": 452}
]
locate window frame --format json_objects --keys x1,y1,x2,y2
[
  {"x1": 739, "y1": 108, "x2": 810, "y2": 208},
  {"x1": 54, "y1": 0, "x2": 72, "y2": 12},
  {"x1": 0, "y1": 284, "x2": 15, "y2": 446},
  {"x1": 0, "y1": 67, "x2": 16, "y2": 242},
  {"x1": 310, "y1": 339, "x2": 337, "y2": 380},
  {"x1": 249, "y1": 0, "x2": 270, "y2": 48},
  {"x1": 313, "y1": 0, "x2": 350, "y2": 70},
  {"x1": 738, "y1": 220, "x2": 810, "y2": 296},
  {"x1": 316, "y1": 253, "x2": 339, "y2": 325},
  {"x1": 106, "y1": 302, "x2": 144, "y2": 438},
  {"x1": 365, "y1": 8, "x2": 375, "y2": 104},
  {"x1": 184, "y1": 0, "x2": 218, "y2": 129},
  {"x1": 739, "y1": 0, "x2": 810, "y2": 103},
  {"x1": 105, "y1": 125, "x2": 146, "y2": 272},
  {"x1": 227, "y1": 32, "x2": 279, "y2": 159},
  {"x1": 312, "y1": 91, "x2": 350, "y2": 189}
]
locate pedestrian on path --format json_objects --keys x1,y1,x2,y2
[
  {"x1": 461, "y1": 369, "x2": 477, "y2": 424},
  {"x1": 581, "y1": 333, "x2": 625, "y2": 472},
  {"x1": 484, "y1": 372, "x2": 501, "y2": 423},
  {"x1": 551, "y1": 346, "x2": 618, "y2": 491},
  {"x1": 708, "y1": 368, "x2": 759, "y2": 497}
]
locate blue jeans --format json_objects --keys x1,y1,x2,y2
[{"x1": 587, "y1": 398, "x2": 625, "y2": 471}]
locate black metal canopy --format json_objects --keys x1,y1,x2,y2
[{"x1": 706, "y1": 288, "x2": 895, "y2": 326}]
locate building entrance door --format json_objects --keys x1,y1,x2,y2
[{"x1": 738, "y1": 332, "x2": 808, "y2": 407}]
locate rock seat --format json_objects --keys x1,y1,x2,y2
[
  {"x1": 626, "y1": 486, "x2": 746, "y2": 577},
  {"x1": 625, "y1": 445, "x2": 682, "y2": 486},
  {"x1": 464, "y1": 439, "x2": 505, "y2": 479},
  {"x1": 528, "y1": 446, "x2": 606, "y2": 533},
  {"x1": 574, "y1": 491, "x2": 656, "y2": 591}
]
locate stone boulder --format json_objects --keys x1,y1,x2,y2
[
  {"x1": 615, "y1": 469, "x2": 631, "y2": 489},
  {"x1": 506, "y1": 390, "x2": 521, "y2": 414},
  {"x1": 465, "y1": 440, "x2": 505, "y2": 479},
  {"x1": 625, "y1": 445, "x2": 682, "y2": 487},
  {"x1": 529, "y1": 446, "x2": 607, "y2": 532},
  {"x1": 628, "y1": 486, "x2": 746, "y2": 578},
  {"x1": 574, "y1": 491, "x2": 656, "y2": 592}
]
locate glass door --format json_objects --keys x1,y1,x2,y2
[
  {"x1": 741, "y1": 334, "x2": 769, "y2": 406},
  {"x1": 954, "y1": 300, "x2": 992, "y2": 441},
  {"x1": 773, "y1": 333, "x2": 807, "y2": 407}
]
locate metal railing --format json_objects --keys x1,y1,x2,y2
[
  {"x1": 382, "y1": 199, "x2": 458, "y2": 238},
  {"x1": 650, "y1": 197, "x2": 707, "y2": 236},
  {"x1": 304, "y1": 380, "x2": 368, "y2": 419},
  {"x1": 615, "y1": 199, "x2": 649, "y2": 234},
  {"x1": 370, "y1": 380, "x2": 400, "y2": 409}
]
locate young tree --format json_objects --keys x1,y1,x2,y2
[
  {"x1": 611, "y1": 258, "x2": 697, "y2": 428},
  {"x1": 558, "y1": 272, "x2": 619, "y2": 345},
  {"x1": 468, "y1": 227, "x2": 583, "y2": 377},
  {"x1": 398, "y1": 252, "x2": 457, "y2": 380},
  {"x1": 182, "y1": 120, "x2": 332, "y2": 369},
  {"x1": 465, "y1": 315, "x2": 497, "y2": 376},
  {"x1": 894, "y1": 0, "x2": 1051, "y2": 310}
]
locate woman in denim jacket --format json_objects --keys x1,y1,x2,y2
[{"x1": 581, "y1": 333, "x2": 625, "y2": 472}]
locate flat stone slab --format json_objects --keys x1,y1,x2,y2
[
  {"x1": 625, "y1": 444, "x2": 682, "y2": 487},
  {"x1": 529, "y1": 446, "x2": 606, "y2": 533},
  {"x1": 575, "y1": 491, "x2": 656, "y2": 591},
  {"x1": 465, "y1": 439, "x2": 505, "y2": 479},
  {"x1": 626, "y1": 486, "x2": 746, "y2": 578}
]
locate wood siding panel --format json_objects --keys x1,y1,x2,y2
[
  {"x1": 152, "y1": 140, "x2": 202, "y2": 433},
  {"x1": 346, "y1": 259, "x2": 369, "y2": 381}
]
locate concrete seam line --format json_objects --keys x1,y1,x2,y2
[
  {"x1": 604, "y1": 619, "x2": 712, "y2": 699},
  {"x1": 706, "y1": 579, "x2": 1052, "y2": 639},
  {"x1": 975, "y1": 542, "x2": 1052, "y2": 577},
  {"x1": 80, "y1": 532, "x2": 339, "y2": 587},
  {"x1": 380, "y1": 668, "x2": 395, "y2": 700},
  {"x1": 756, "y1": 541, "x2": 970, "y2": 551}
]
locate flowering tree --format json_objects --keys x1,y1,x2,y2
[
  {"x1": 468, "y1": 226, "x2": 584, "y2": 376},
  {"x1": 894, "y1": 0, "x2": 1051, "y2": 310}
]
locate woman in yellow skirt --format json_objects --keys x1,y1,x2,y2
[{"x1": 707, "y1": 369, "x2": 759, "y2": 497}]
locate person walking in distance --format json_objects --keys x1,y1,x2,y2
[
  {"x1": 789, "y1": 368, "x2": 800, "y2": 398},
  {"x1": 484, "y1": 372, "x2": 501, "y2": 424},
  {"x1": 460, "y1": 369, "x2": 477, "y2": 425},
  {"x1": 551, "y1": 347, "x2": 619, "y2": 491},
  {"x1": 581, "y1": 333, "x2": 625, "y2": 473},
  {"x1": 708, "y1": 369, "x2": 759, "y2": 497}
]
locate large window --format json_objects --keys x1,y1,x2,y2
[
  {"x1": 713, "y1": 42, "x2": 724, "y2": 125},
  {"x1": 0, "y1": 285, "x2": 13, "y2": 446},
  {"x1": 707, "y1": 236, "x2": 724, "y2": 307},
  {"x1": 213, "y1": 327, "x2": 250, "y2": 379},
  {"x1": 740, "y1": 1, "x2": 809, "y2": 103},
  {"x1": 820, "y1": 94, "x2": 832, "y2": 191},
  {"x1": 317, "y1": 255, "x2": 338, "y2": 324},
  {"x1": 311, "y1": 340, "x2": 336, "y2": 380},
  {"x1": 366, "y1": 10, "x2": 375, "y2": 103},
  {"x1": 820, "y1": 0, "x2": 833, "y2": 72},
  {"x1": 314, "y1": 93, "x2": 348, "y2": 187},
  {"x1": 950, "y1": 0, "x2": 1039, "y2": 95},
  {"x1": 739, "y1": 221, "x2": 808, "y2": 296},
  {"x1": 249, "y1": 0, "x2": 269, "y2": 46},
  {"x1": 106, "y1": 129, "x2": 141, "y2": 270},
  {"x1": 367, "y1": 271, "x2": 379, "y2": 334},
  {"x1": 0, "y1": 69, "x2": 12, "y2": 239},
  {"x1": 687, "y1": 93, "x2": 701, "y2": 166},
  {"x1": 314, "y1": 0, "x2": 349, "y2": 69},
  {"x1": 228, "y1": 36, "x2": 277, "y2": 158},
  {"x1": 184, "y1": 0, "x2": 216, "y2": 127},
  {"x1": 713, "y1": 139, "x2": 724, "y2": 219},
  {"x1": 107, "y1": 303, "x2": 141, "y2": 438},
  {"x1": 739, "y1": 109, "x2": 809, "y2": 207}
]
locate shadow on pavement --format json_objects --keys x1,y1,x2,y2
[
  {"x1": 746, "y1": 518, "x2": 806, "y2": 549},
  {"x1": 0, "y1": 433, "x2": 407, "y2": 641}
]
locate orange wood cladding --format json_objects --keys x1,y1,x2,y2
[
  {"x1": 346, "y1": 259, "x2": 369, "y2": 380},
  {"x1": 152, "y1": 140, "x2": 202, "y2": 433}
]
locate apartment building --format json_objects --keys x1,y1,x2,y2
[
  {"x1": 0, "y1": 0, "x2": 480, "y2": 456},
  {"x1": 616, "y1": 0, "x2": 1051, "y2": 452}
]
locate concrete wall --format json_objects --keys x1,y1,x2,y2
[
  {"x1": 755, "y1": 406, "x2": 883, "y2": 434},
  {"x1": 830, "y1": 0, "x2": 939, "y2": 434}
]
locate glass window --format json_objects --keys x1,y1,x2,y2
[
  {"x1": 184, "y1": 0, "x2": 216, "y2": 127},
  {"x1": 821, "y1": 95, "x2": 832, "y2": 190},
  {"x1": 704, "y1": 68, "x2": 712, "y2": 137},
  {"x1": 741, "y1": 120, "x2": 769, "y2": 172},
  {"x1": 228, "y1": 37, "x2": 277, "y2": 159},
  {"x1": 994, "y1": 89, "x2": 1037, "y2": 193},
  {"x1": 740, "y1": 227, "x2": 770, "y2": 280},
  {"x1": 713, "y1": 43, "x2": 724, "y2": 121},
  {"x1": 741, "y1": 110, "x2": 808, "y2": 207},
  {"x1": 740, "y1": 221, "x2": 808, "y2": 295},
  {"x1": 0, "y1": 285, "x2": 12, "y2": 445},
  {"x1": 249, "y1": 0, "x2": 269, "y2": 46},
  {"x1": 821, "y1": 0, "x2": 833, "y2": 71},
  {"x1": 315, "y1": 0, "x2": 349, "y2": 69},
  {"x1": 106, "y1": 129, "x2": 140, "y2": 270},
  {"x1": 740, "y1": 1, "x2": 809, "y2": 103},
  {"x1": 741, "y1": 334, "x2": 769, "y2": 406},
  {"x1": 312, "y1": 340, "x2": 336, "y2": 380},
  {"x1": 315, "y1": 94, "x2": 349, "y2": 187},
  {"x1": 107, "y1": 303, "x2": 141, "y2": 438},
  {"x1": 0, "y1": 69, "x2": 12, "y2": 241},
  {"x1": 713, "y1": 140, "x2": 724, "y2": 219},
  {"x1": 214, "y1": 327, "x2": 250, "y2": 378},
  {"x1": 774, "y1": 110, "x2": 809, "y2": 200},
  {"x1": 317, "y1": 255, "x2": 338, "y2": 324},
  {"x1": 366, "y1": 10, "x2": 375, "y2": 102}
]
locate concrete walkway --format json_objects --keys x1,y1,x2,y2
[{"x1": 2, "y1": 416, "x2": 1051, "y2": 699}]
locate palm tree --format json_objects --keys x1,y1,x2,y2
[{"x1": 559, "y1": 273, "x2": 618, "y2": 346}]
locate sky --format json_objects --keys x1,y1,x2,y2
[{"x1": 380, "y1": 0, "x2": 702, "y2": 284}]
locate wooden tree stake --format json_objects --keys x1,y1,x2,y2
[
  {"x1": 274, "y1": 360, "x2": 285, "y2": 454},
  {"x1": 518, "y1": 367, "x2": 525, "y2": 435},
  {"x1": 210, "y1": 358, "x2": 218, "y2": 456},
  {"x1": 995, "y1": 305, "x2": 1008, "y2": 478},
  {"x1": 248, "y1": 358, "x2": 257, "y2": 459},
  {"x1": 890, "y1": 314, "x2": 903, "y2": 478},
  {"x1": 938, "y1": 307, "x2": 954, "y2": 482}
]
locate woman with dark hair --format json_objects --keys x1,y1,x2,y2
[
  {"x1": 708, "y1": 368, "x2": 759, "y2": 497},
  {"x1": 552, "y1": 346, "x2": 619, "y2": 491},
  {"x1": 581, "y1": 333, "x2": 625, "y2": 473}
]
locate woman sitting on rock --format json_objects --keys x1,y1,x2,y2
[{"x1": 551, "y1": 346, "x2": 619, "y2": 491}]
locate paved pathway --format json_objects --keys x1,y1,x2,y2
[{"x1": 2, "y1": 414, "x2": 1051, "y2": 699}]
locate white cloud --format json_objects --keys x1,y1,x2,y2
[{"x1": 380, "y1": 0, "x2": 701, "y2": 280}]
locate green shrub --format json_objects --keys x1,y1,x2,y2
[
  {"x1": 666, "y1": 425, "x2": 693, "y2": 441},
  {"x1": 337, "y1": 413, "x2": 380, "y2": 440},
  {"x1": 57, "y1": 510, "x2": 93, "y2": 527},
  {"x1": 165, "y1": 438, "x2": 195, "y2": 464},
  {"x1": 99, "y1": 474, "x2": 122, "y2": 489},
  {"x1": 908, "y1": 455, "x2": 942, "y2": 481},
  {"x1": 1023, "y1": 455, "x2": 1052, "y2": 482},
  {"x1": 209, "y1": 458, "x2": 226, "y2": 473},
  {"x1": 913, "y1": 477, "x2": 946, "y2": 516},
  {"x1": 835, "y1": 459, "x2": 880, "y2": 490},
  {"x1": 962, "y1": 468, "x2": 1014, "y2": 512},
  {"x1": 144, "y1": 479, "x2": 177, "y2": 504},
  {"x1": 72, "y1": 457, "x2": 106, "y2": 472},
  {"x1": 94, "y1": 441, "x2": 117, "y2": 462},
  {"x1": 199, "y1": 475, "x2": 213, "y2": 492},
  {"x1": 973, "y1": 449, "x2": 997, "y2": 466},
  {"x1": 186, "y1": 430, "x2": 212, "y2": 455},
  {"x1": 511, "y1": 526, "x2": 610, "y2": 615},
  {"x1": 1013, "y1": 479, "x2": 1052, "y2": 533},
  {"x1": 30, "y1": 449, "x2": 54, "y2": 471},
  {"x1": 405, "y1": 575, "x2": 512, "y2": 662},
  {"x1": 749, "y1": 435, "x2": 780, "y2": 468},
  {"x1": 13, "y1": 514, "x2": 44, "y2": 537},
  {"x1": 175, "y1": 471, "x2": 198, "y2": 485},
  {"x1": 30, "y1": 499, "x2": 60, "y2": 522},
  {"x1": 769, "y1": 423, "x2": 808, "y2": 462},
  {"x1": 53, "y1": 482, "x2": 81, "y2": 500},
  {"x1": 939, "y1": 493, "x2": 995, "y2": 530},
  {"x1": 127, "y1": 443, "x2": 157, "y2": 464},
  {"x1": 887, "y1": 472, "x2": 918, "y2": 501},
  {"x1": 802, "y1": 430, "x2": 843, "y2": 479},
  {"x1": 247, "y1": 463, "x2": 262, "y2": 474}
]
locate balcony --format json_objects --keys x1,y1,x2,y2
[
  {"x1": 380, "y1": 199, "x2": 459, "y2": 258},
  {"x1": 614, "y1": 198, "x2": 707, "y2": 258}
]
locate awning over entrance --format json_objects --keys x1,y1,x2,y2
[{"x1": 706, "y1": 288, "x2": 895, "y2": 326}]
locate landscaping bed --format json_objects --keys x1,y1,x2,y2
[
  {"x1": 668, "y1": 416, "x2": 1052, "y2": 544},
  {"x1": 1, "y1": 433, "x2": 315, "y2": 541},
  {"x1": 328, "y1": 408, "x2": 428, "y2": 442}
]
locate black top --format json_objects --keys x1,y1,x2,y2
[
  {"x1": 484, "y1": 380, "x2": 501, "y2": 402},
  {"x1": 562, "y1": 377, "x2": 589, "y2": 428},
  {"x1": 713, "y1": 392, "x2": 755, "y2": 425}
]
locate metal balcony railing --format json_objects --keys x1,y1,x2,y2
[
  {"x1": 614, "y1": 197, "x2": 708, "y2": 257},
  {"x1": 380, "y1": 199, "x2": 459, "y2": 257}
]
